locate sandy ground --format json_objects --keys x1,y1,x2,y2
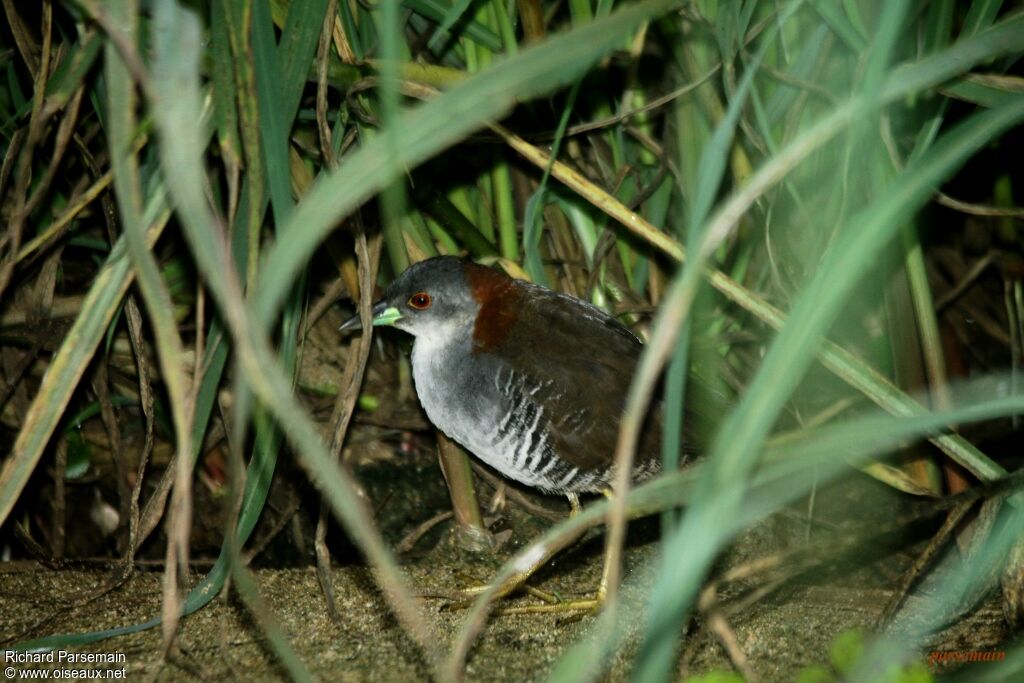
[{"x1": 1, "y1": 514, "x2": 1013, "y2": 682}]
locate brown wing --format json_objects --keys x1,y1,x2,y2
[{"x1": 488, "y1": 283, "x2": 663, "y2": 475}]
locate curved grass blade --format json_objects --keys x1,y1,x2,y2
[
  {"x1": 631, "y1": 93, "x2": 1024, "y2": 683},
  {"x1": 402, "y1": 0, "x2": 503, "y2": 51},
  {"x1": 145, "y1": 2, "x2": 446, "y2": 673},
  {"x1": 256, "y1": 0, "x2": 683, "y2": 322},
  {"x1": 444, "y1": 373, "x2": 1024, "y2": 681},
  {"x1": 0, "y1": 193, "x2": 170, "y2": 528}
]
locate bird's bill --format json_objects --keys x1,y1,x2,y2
[{"x1": 338, "y1": 301, "x2": 403, "y2": 332}]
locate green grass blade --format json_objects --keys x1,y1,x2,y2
[
  {"x1": 252, "y1": 0, "x2": 294, "y2": 226},
  {"x1": 210, "y1": 1, "x2": 242, "y2": 173},
  {"x1": 402, "y1": 0, "x2": 503, "y2": 51},
  {"x1": 257, "y1": 0, "x2": 682, "y2": 322},
  {"x1": 963, "y1": 0, "x2": 1004, "y2": 37},
  {"x1": 0, "y1": 197, "x2": 170, "y2": 528},
  {"x1": 145, "y1": 2, "x2": 444, "y2": 672},
  {"x1": 425, "y1": 0, "x2": 479, "y2": 54},
  {"x1": 631, "y1": 94, "x2": 1024, "y2": 683},
  {"x1": 531, "y1": 375, "x2": 1024, "y2": 682}
]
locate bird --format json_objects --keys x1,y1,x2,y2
[
  {"x1": 340, "y1": 256, "x2": 669, "y2": 503},
  {"x1": 340, "y1": 256, "x2": 681, "y2": 611}
]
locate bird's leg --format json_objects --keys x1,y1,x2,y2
[
  {"x1": 436, "y1": 492, "x2": 620, "y2": 614},
  {"x1": 436, "y1": 495, "x2": 585, "y2": 605},
  {"x1": 497, "y1": 491, "x2": 616, "y2": 615},
  {"x1": 436, "y1": 433, "x2": 495, "y2": 553},
  {"x1": 596, "y1": 488, "x2": 615, "y2": 605},
  {"x1": 567, "y1": 492, "x2": 581, "y2": 517},
  {"x1": 436, "y1": 523, "x2": 586, "y2": 605}
]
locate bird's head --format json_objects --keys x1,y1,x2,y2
[{"x1": 340, "y1": 257, "x2": 499, "y2": 344}]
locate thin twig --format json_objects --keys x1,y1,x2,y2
[
  {"x1": 316, "y1": 0, "x2": 339, "y2": 169},
  {"x1": 936, "y1": 192, "x2": 1024, "y2": 218},
  {"x1": 243, "y1": 495, "x2": 303, "y2": 565},
  {"x1": 16, "y1": 132, "x2": 147, "y2": 266},
  {"x1": 875, "y1": 499, "x2": 976, "y2": 629},
  {"x1": 78, "y1": 0, "x2": 155, "y2": 99},
  {"x1": 21, "y1": 87, "x2": 84, "y2": 220},
  {"x1": 316, "y1": 220, "x2": 382, "y2": 619},
  {"x1": 396, "y1": 511, "x2": 454, "y2": 554},
  {"x1": 935, "y1": 251, "x2": 996, "y2": 312},
  {"x1": 0, "y1": 1, "x2": 53, "y2": 302},
  {"x1": 699, "y1": 584, "x2": 759, "y2": 682},
  {"x1": 469, "y1": 461, "x2": 566, "y2": 521},
  {"x1": 91, "y1": 360, "x2": 128, "y2": 548}
]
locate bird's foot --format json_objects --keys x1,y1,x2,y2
[
  {"x1": 567, "y1": 493, "x2": 582, "y2": 518},
  {"x1": 423, "y1": 578, "x2": 564, "y2": 611},
  {"x1": 417, "y1": 568, "x2": 535, "y2": 605},
  {"x1": 430, "y1": 581, "x2": 605, "y2": 616},
  {"x1": 495, "y1": 594, "x2": 602, "y2": 615},
  {"x1": 495, "y1": 582, "x2": 606, "y2": 615}
]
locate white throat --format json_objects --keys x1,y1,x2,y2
[{"x1": 409, "y1": 318, "x2": 465, "y2": 365}]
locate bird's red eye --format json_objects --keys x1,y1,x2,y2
[{"x1": 408, "y1": 292, "x2": 432, "y2": 310}]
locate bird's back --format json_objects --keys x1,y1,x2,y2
[{"x1": 470, "y1": 281, "x2": 665, "y2": 493}]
